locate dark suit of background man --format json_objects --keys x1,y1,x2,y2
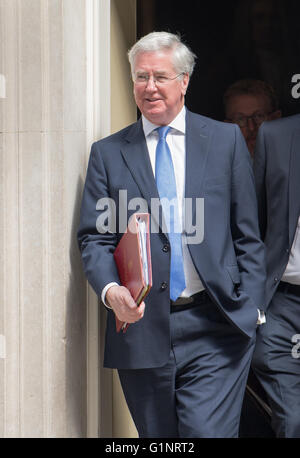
[
  {"x1": 77, "y1": 31, "x2": 266, "y2": 438},
  {"x1": 253, "y1": 114, "x2": 300, "y2": 437}
]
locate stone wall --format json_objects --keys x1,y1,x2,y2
[{"x1": 0, "y1": 0, "x2": 88, "y2": 437}]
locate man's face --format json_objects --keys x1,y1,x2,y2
[
  {"x1": 133, "y1": 50, "x2": 189, "y2": 126},
  {"x1": 225, "y1": 94, "x2": 281, "y2": 156}
]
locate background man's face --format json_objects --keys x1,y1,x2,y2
[
  {"x1": 133, "y1": 50, "x2": 189, "y2": 126},
  {"x1": 225, "y1": 94, "x2": 280, "y2": 156}
]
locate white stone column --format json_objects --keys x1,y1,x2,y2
[
  {"x1": 110, "y1": 0, "x2": 138, "y2": 438},
  {"x1": 0, "y1": 0, "x2": 91, "y2": 437}
]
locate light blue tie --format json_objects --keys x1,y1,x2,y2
[{"x1": 155, "y1": 126, "x2": 186, "y2": 301}]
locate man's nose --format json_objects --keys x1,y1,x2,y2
[
  {"x1": 247, "y1": 118, "x2": 257, "y2": 131},
  {"x1": 145, "y1": 76, "x2": 157, "y2": 90}
]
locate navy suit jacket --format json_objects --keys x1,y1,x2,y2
[
  {"x1": 78, "y1": 109, "x2": 266, "y2": 369},
  {"x1": 254, "y1": 114, "x2": 300, "y2": 307}
]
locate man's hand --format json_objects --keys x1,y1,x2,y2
[{"x1": 106, "y1": 285, "x2": 145, "y2": 323}]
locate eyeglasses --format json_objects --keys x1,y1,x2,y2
[
  {"x1": 227, "y1": 112, "x2": 272, "y2": 128},
  {"x1": 133, "y1": 72, "x2": 184, "y2": 86}
]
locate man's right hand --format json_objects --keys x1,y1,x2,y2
[{"x1": 105, "y1": 285, "x2": 145, "y2": 324}]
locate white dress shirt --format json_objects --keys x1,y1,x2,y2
[{"x1": 282, "y1": 215, "x2": 300, "y2": 285}]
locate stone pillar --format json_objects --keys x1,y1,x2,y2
[
  {"x1": 0, "y1": 0, "x2": 138, "y2": 438},
  {"x1": 0, "y1": 0, "x2": 89, "y2": 437},
  {"x1": 110, "y1": 0, "x2": 138, "y2": 438}
]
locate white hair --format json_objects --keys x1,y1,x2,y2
[{"x1": 128, "y1": 31, "x2": 197, "y2": 78}]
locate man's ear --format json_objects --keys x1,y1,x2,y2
[
  {"x1": 181, "y1": 73, "x2": 190, "y2": 95},
  {"x1": 269, "y1": 110, "x2": 282, "y2": 120}
]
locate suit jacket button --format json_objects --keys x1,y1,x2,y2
[
  {"x1": 162, "y1": 244, "x2": 169, "y2": 252},
  {"x1": 161, "y1": 282, "x2": 168, "y2": 291},
  {"x1": 274, "y1": 277, "x2": 279, "y2": 283}
]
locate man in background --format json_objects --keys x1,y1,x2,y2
[
  {"x1": 224, "y1": 79, "x2": 281, "y2": 156},
  {"x1": 252, "y1": 114, "x2": 300, "y2": 437}
]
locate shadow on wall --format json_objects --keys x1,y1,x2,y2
[{"x1": 66, "y1": 176, "x2": 87, "y2": 437}]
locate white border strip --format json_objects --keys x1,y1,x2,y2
[
  {"x1": 86, "y1": 0, "x2": 111, "y2": 438},
  {"x1": 0, "y1": 74, "x2": 6, "y2": 98},
  {"x1": 0, "y1": 335, "x2": 6, "y2": 359}
]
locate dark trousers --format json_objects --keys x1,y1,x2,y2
[
  {"x1": 118, "y1": 294, "x2": 255, "y2": 438},
  {"x1": 252, "y1": 282, "x2": 300, "y2": 437}
]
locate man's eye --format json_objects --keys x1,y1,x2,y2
[
  {"x1": 254, "y1": 114, "x2": 264, "y2": 121},
  {"x1": 137, "y1": 75, "x2": 147, "y2": 82},
  {"x1": 155, "y1": 76, "x2": 168, "y2": 83}
]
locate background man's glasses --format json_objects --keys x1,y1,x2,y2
[
  {"x1": 133, "y1": 73, "x2": 184, "y2": 86},
  {"x1": 228, "y1": 112, "x2": 273, "y2": 128}
]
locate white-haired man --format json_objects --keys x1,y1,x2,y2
[{"x1": 78, "y1": 32, "x2": 266, "y2": 437}]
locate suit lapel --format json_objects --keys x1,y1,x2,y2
[
  {"x1": 120, "y1": 119, "x2": 162, "y2": 232},
  {"x1": 288, "y1": 129, "x2": 300, "y2": 245},
  {"x1": 184, "y1": 110, "x2": 210, "y2": 231}
]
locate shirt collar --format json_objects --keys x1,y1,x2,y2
[{"x1": 142, "y1": 106, "x2": 186, "y2": 137}]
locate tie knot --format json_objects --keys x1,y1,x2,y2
[{"x1": 157, "y1": 126, "x2": 170, "y2": 140}]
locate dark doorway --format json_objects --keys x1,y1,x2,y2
[{"x1": 137, "y1": 0, "x2": 300, "y2": 120}]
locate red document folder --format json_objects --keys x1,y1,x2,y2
[{"x1": 113, "y1": 213, "x2": 152, "y2": 333}]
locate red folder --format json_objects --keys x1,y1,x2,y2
[{"x1": 113, "y1": 213, "x2": 152, "y2": 333}]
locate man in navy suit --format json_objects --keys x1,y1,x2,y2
[
  {"x1": 253, "y1": 114, "x2": 300, "y2": 437},
  {"x1": 78, "y1": 32, "x2": 266, "y2": 437}
]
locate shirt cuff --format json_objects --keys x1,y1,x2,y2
[
  {"x1": 101, "y1": 282, "x2": 120, "y2": 309},
  {"x1": 257, "y1": 309, "x2": 266, "y2": 325}
]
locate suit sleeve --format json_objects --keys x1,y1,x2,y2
[
  {"x1": 253, "y1": 124, "x2": 267, "y2": 240},
  {"x1": 230, "y1": 125, "x2": 266, "y2": 310},
  {"x1": 77, "y1": 142, "x2": 120, "y2": 298}
]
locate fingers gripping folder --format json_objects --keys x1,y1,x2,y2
[{"x1": 113, "y1": 213, "x2": 152, "y2": 333}]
